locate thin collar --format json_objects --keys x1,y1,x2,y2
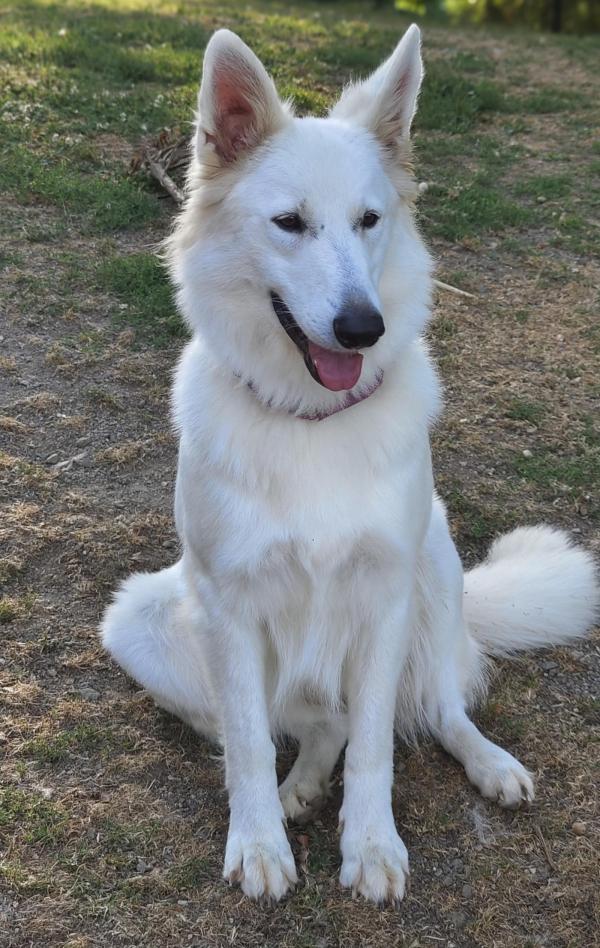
[{"x1": 246, "y1": 370, "x2": 384, "y2": 421}]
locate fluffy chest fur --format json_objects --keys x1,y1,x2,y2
[{"x1": 174, "y1": 336, "x2": 439, "y2": 709}]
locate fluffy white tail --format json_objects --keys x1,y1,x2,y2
[{"x1": 463, "y1": 526, "x2": 599, "y2": 656}]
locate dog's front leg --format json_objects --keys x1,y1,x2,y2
[
  {"x1": 204, "y1": 596, "x2": 297, "y2": 901},
  {"x1": 339, "y1": 593, "x2": 412, "y2": 904}
]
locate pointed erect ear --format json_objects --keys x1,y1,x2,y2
[
  {"x1": 197, "y1": 30, "x2": 289, "y2": 167},
  {"x1": 331, "y1": 24, "x2": 423, "y2": 151}
]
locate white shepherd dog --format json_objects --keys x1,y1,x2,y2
[{"x1": 101, "y1": 25, "x2": 598, "y2": 904}]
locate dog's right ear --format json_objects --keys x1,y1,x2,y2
[{"x1": 196, "y1": 30, "x2": 289, "y2": 168}]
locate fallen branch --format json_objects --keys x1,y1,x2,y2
[
  {"x1": 53, "y1": 450, "x2": 88, "y2": 473},
  {"x1": 130, "y1": 129, "x2": 189, "y2": 205},
  {"x1": 147, "y1": 159, "x2": 185, "y2": 205},
  {"x1": 434, "y1": 279, "x2": 476, "y2": 300}
]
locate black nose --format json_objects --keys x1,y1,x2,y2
[{"x1": 333, "y1": 303, "x2": 385, "y2": 350}]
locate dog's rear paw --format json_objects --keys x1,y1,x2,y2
[
  {"x1": 279, "y1": 774, "x2": 329, "y2": 824},
  {"x1": 466, "y1": 748, "x2": 534, "y2": 809},
  {"x1": 224, "y1": 823, "x2": 297, "y2": 901},
  {"x1": 339, "y1": 827, "x2": 409, "y2": 904}
]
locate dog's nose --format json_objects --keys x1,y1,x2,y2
[{"x1": 333, "y1": 303, "x2": 385, "y2": 349}]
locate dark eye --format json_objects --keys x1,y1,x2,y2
[
  {"x1": 272, "y1": 213, "x2": 305, "y2": 233},
  {"x1": 361, "y1": 211, "x2": 380, "y2": 230}
]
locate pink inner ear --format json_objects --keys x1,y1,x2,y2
[
  {"x1": 210, "y1": 64, "x2": 259, "y2": 162},
  {"x1": 376, "y1": 64, "x2": 415, "y2": 150}
]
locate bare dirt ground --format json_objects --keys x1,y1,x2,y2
[{"x1": 1, "y1": 9, "x2": 599, "y2": 948}]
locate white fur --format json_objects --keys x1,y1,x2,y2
[{"x1": 101, "y1": 26, "x2": 599, "y2": 905}]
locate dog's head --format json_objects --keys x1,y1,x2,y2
[{"x1": 168, "y1": 26, "x2": 432, "y2": 411}]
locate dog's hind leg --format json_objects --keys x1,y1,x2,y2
[
  {"x1": 101, "y1": 561, "x2": 219, "y2": 740},
  {"x1": 417, "y1": 498, "x2": 534, "y2": 808},
  {"x1": 433, "y1": 702, "x2": 534, "y2": 808},
  {"x1": 279, "y1": 706, "x2": 347, "y2": 822}
]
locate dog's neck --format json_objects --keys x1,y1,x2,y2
[{"x1": 246, "y1": 371, "x2": 384, "y2": 421}]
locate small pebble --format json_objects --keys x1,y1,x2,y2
[
  {"x1": 572, "y1": 821, "x2": 587, "y2": 836},
  {"x1": 522, "y1": 449, "x2": 532, "y2": 458},
  {"x1": 462, "y1": 884, "x2": 473, "y2": 898},
  {"x1": 77, "y1": 686, "x2": 100, "y2": 702}
]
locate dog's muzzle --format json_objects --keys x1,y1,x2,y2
[{"x1": 270, "y1": 291, "x2": 322, "y2": 385}]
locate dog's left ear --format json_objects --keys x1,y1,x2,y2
[{"x1": 331, "y1": 24, "x2": 422, "y2": 151}]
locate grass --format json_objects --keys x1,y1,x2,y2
[
  {"x1": 505, "y1": 398, "x2": 545, "y2": 425},
  {"x1": 515, "y1": 449, "x2": 599, "y2": 492},
  {"x1": 0, "y1": 789, "x2": 69, "y2": 846},
  {"x1": 515, "y1": 174, "x2": 572, "y2": 200},
  {"x1": 424, "y1": 176, "x2": 532, "y2": 241},
  {"x1": 1, "y1": 3, "x2": 599, "y2": 947},
  {"x1": 2, "y1": 147, "x2": 161, "y2": 233},
  {"x1": 97, "y1": 253, "x2": 185, "y2": 345},
  {"x1": 0, "y1": 598, "x2": 19, "y2": 624},
  {"x1": 444, "y1": 485, "x2": 515, "y2": 550},
  {"x1": 22, "y1": 724, "x2": 112, "y2": 763},
  {"x1": 514, "y1": 414, "x2": 599, "y2": 495}
]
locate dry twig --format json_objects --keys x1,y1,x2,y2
[
  {"x1": 434, "y1": 279, "x2": 477, "y2": 299},
  {"x1": 130, "y1": 129, "x2": 189, "y2": 204}
]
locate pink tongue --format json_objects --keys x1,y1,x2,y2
[{"x1": 308, "y1": 342, "x2": 363, "y2": 391}]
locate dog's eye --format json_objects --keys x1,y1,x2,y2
[
  {"x1": 272, "y1": 213, "x2": 305, "y2": 234},
  {"x1": 361, "y1": 211, "x2": 380, "y2": 230}
]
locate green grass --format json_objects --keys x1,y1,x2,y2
[
  {"x1": 23, "y1": 724, "x2": 112, "y2": 763},
  {"x1": 505, "y1": 398, "x2": 545, "y2": 425},
  {"x1": 2, "y1": 146, "x2": 160, "y2": 233},
  {"x1": 521, "y1": 87, "x2": 588, "y2": 114},
  {"x1": 0, "y1": 598, "x2": 19, "y2": 624},
  {"x1": 168, "y1": 855, "x2": 213, "y2": 889},
  {"x1": 97, "y1": 253, "x2": 186, "y2": 345},
  {"x1": 445, "y1": 486, "x2": 514, "y2": 549},
  {"x1": 0, "y1": 788, "x2": 69, "y2": 845},
  {"x1": 514, "y1": 437, "x2": 599, "y2": 491},
  {"x1": 514, "y1": 174, "x2": 572, "y2": 200},
  {"x1": 417, "y1": 66, "x2": 511, "y2": 133},
  {"x1": 514, "y1": 415, "x2": 599, "y2": 492},
  {"x1": 423, "y1": 177, "x2": 532, "y2": 241}
]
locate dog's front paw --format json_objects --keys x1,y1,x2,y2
[
  {"x1": 339, "y1": 824, "x2": 409, "y2": 904},
  {"x1": 466, "y1": 747, "x2": 534, "y2": 809},
  {"x1": 224, "y1": 820, "x2": 297, "y2": 901}
]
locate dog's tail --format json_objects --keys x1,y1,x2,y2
[{"x1": 463, "y1": 526, "x2": 599, "y2": 657}]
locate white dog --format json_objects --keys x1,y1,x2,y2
[{"x1": 101, "y1": 25, "x2": 598, "y2": 904}]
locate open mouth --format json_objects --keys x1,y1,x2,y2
[{"x1": 270, "y1": 292, "x2": 363, "y2": 392}]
